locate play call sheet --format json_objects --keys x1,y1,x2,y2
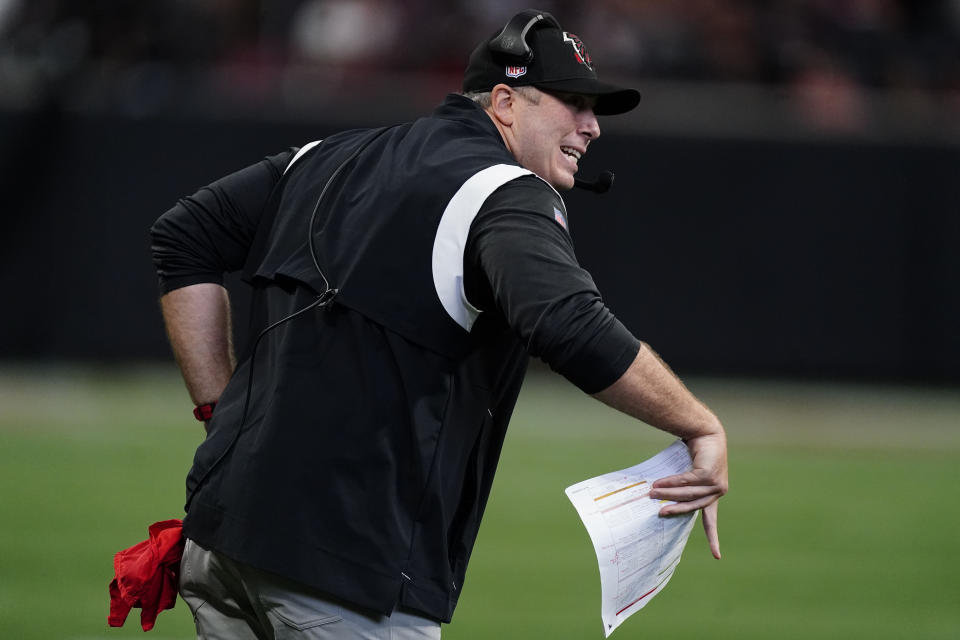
[{"x1": 565, "y1": 440, "x2": 698, "y2": 637}]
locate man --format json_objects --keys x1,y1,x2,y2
[{"x1": 151, "y1": 10, "x2": 727, "y2": 639}]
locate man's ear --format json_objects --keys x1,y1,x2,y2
[{"x1": 488, "y1": 84, "x2": 516, "y2": 126}]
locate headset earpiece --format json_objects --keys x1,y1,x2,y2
[{"x1": 487, "y1": 9, "x2": 561, "y2": 63}]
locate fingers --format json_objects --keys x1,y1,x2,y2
[
  {"x1": 703, "y1": 501, "x2": 721, "y2": 559},
  {"x1": 651, "y1": 470, "x2": 702, "y2": 489},
  {"x1": 657, "y1": 492, "x2": 718, "y2": 516},
  {"x1": 650, "y1": 433, "x2": 728, "y2": 559},
  {"x1": 651, "y1": 434, "x2": 729, "y2": 505},
  {"x1": 651, "y1": 464, "x2": 724, "y2": 559},
  {"x1": 650, "y1": 483, "x2": 721, "y2": 503},
  {"x1": 650, "y1": 469, "x2": 724, "y2": 503},
  {"x1": 654, "y1": 492, "x2": 722, "y2": 559}
]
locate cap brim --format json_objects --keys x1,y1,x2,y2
[{"x1": 531, "y1": 78, "x2": 641, "y2": 115}]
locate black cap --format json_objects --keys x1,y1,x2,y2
[{"x1": 462, "y1": 14, "x2": 640, "y2": 116}]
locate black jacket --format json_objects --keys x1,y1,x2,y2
[{"x1": 151, "y1": 95, "x2": 639, "y2": 622}]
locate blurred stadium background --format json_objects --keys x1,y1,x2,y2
[{"x1": 1, "y1": 1, "x2": 958, "y2": 638}]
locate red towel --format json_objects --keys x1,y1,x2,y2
[{"x1": 108, "y1": 519, "x2": 184, "y2": 631}]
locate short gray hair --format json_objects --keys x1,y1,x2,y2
[
  {"x1": 462, "y1": 90, "x2": 492, "y2": 108},
  {"x1": 461, "y1": 86, "x2": 541, "y2": 109}
]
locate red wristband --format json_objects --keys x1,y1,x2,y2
[{"x1": 193, "y1": 402, "x2": 217, "y2": 422}]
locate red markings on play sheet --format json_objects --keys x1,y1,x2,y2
[{"x1": 616, "y1": 586, "x2": 658, "y2": 616}]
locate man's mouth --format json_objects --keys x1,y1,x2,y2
[{"x1": 561, "y1": 146, "x2": 582, "y2": 161}]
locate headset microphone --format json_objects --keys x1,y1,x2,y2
[{"x1": 574, "y1": 170, "x2": 615, "y2": 194}]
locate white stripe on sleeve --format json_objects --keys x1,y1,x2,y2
[
  {"x1": 283, "y1": 140, "x2": 323, "y2": 174},
  {"x1": 432, "y1": 164, "x2": 532, "y2": 331}
]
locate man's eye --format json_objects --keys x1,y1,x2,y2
[{"x1": 566, "y1": 95, "x2": 593, "y2": 111}]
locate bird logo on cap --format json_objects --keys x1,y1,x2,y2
[{"x1": 562, "y1": 32, "x2": 593, "y2": 71}]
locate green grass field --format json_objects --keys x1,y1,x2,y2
[{"x1": 1, "y1": 364, "x2": 958, "y2": 639}]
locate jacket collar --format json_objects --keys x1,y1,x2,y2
[{"x1": 432, "y1": 94, "x2": 506, "y2": 146}]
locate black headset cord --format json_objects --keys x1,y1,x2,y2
[{"x1": 185, "y1": 125, "x2": 396, "y2": 509}]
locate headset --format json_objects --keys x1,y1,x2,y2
[
  {"x1": 487, "y1": 10, "x2": 615, "y2": 195},
  {"x1": 188, "y1": 16, "x2": 617, "y2": 503},
  {"x1": 488, "y1": 10, "x2": 561, "y2": 63},
  {"x1": 575, "y1": 170, "x2": 615, "y2": 194}
]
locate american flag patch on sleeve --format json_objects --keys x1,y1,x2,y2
[{"x1": 553, "y1": 206, "x2": 568, "y2": 230}]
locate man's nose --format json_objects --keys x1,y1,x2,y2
[{"x1": 579, "y1": 110, "x2": 600, "y2": 141}]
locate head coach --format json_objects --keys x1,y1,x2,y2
[{"x1": 149, "y1": 9, "x2": 728, "y2": 639}]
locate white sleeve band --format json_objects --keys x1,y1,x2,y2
[
  {"x1": 432, "y1": 164, "x2": 533, "y2": 331},
  {"x1": 283, "y1": 140, "x2": 324, "y2": 175}
]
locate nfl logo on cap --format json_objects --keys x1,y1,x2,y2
[{"x1": 505, "y1": 65, "x2": 527, "y2": 78}]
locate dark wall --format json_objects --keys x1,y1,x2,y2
[
  {"x1": 1, "y1": 109, "x2": 957, "y2": 381},
  {"x1": 565, "y1": 136, "x2": 960, "y2": 380}
]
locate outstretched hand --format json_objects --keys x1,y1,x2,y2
[
  {"x1": 590, "y1": 344, "x2": 729, "y2": 559},
  {"x1": 649, "y1": 431, "x2": 728, "y2": 559}
]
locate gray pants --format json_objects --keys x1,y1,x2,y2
[{"x1": 179, "y1": 538, "x2": 441, "y2": 640}]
